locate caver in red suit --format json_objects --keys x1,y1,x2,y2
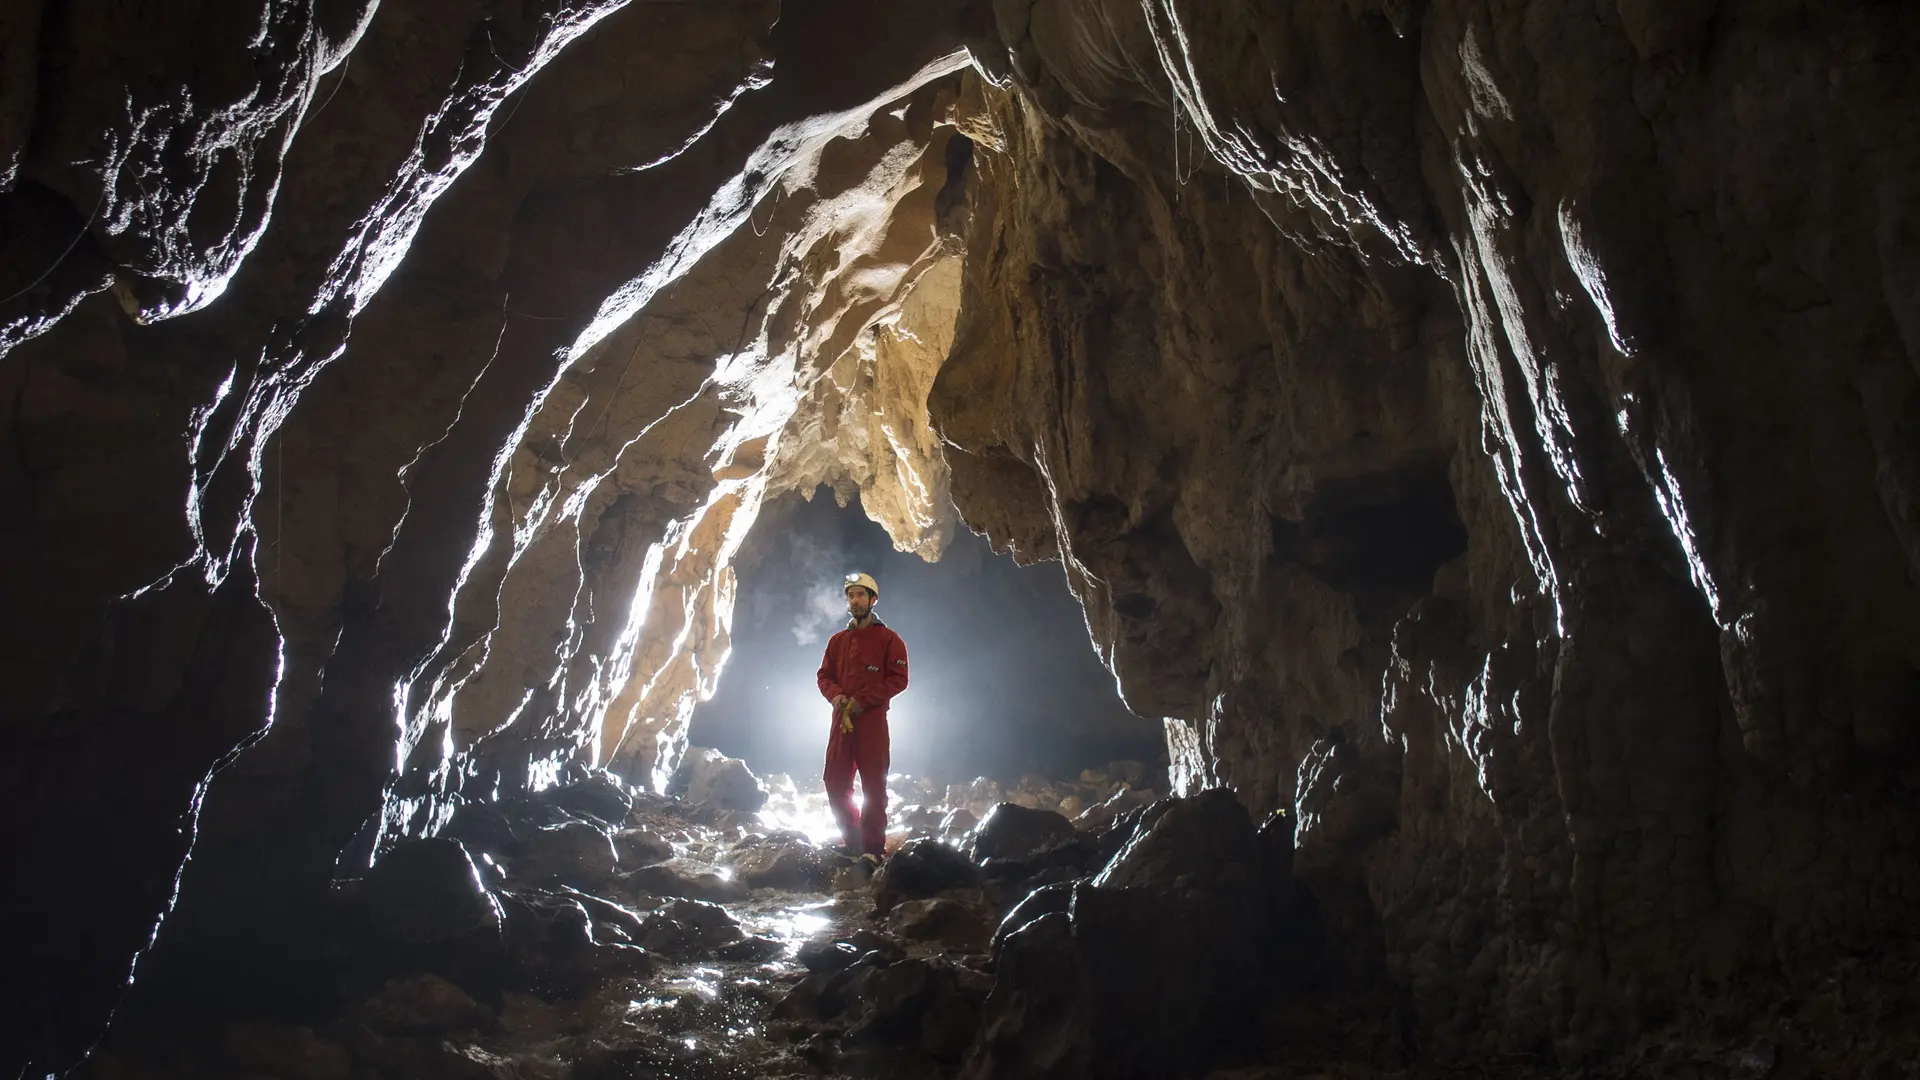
[{"x1": 816, "y1": 572, "x2": 908, "y2": 857}]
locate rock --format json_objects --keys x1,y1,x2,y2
[
  {"x1": 356, "y1": 972, "x2": 492, "y2": 1035},
  {"x1": 219, "y1": 1022, "x2": 352, "y2": 1080},
  {"x1": 797, "y1": 938, "x2": 862, "y2": 975},
  {"x1": 538, "y1": 770, "x2": 633, "y2": 826},
  {"x1": 844, "y1": 958, "x2": 932, "y2": 1041},
  {"x1": 964, "y1": 803, "x2": 1077, "y2": 864},
  {"x1": 772, "y1": 973, "x2": 832, "y2": 1021},
  {"x1": 991, "y1": 880, "x2": 1074, "y2": 954},
  {"x1": 938, "y1": 808, "x2": 979, "y2": 841},
  {"x1": 890, "y1": 897, "x2": 991, "y2": 951},
  {"x1": 872, "y1": 838, "x2": 981, "y2": 914},
  {"x1": 716, "y1": 935, "x2": 787, "y2": 962},
  {"x1": 509, "y1": 820, "x2": 619, "y2": 886},
  {"x1": 946, "y1": 778, "x2": 1004, "y2": 819},
  {"x1": 637, "y1": 897, "x2": 743, "y2": 959},
  {"x1": 962, "y1": 790, "x2": 1269, "y2": 1080},
  {"x1": 726, "y1": 832, "x2": 836, "y2": 890},
  {"x1": 844, "y1": 928, "x2": 907, "y2": 964},
  {"x1": 498, "y1": 892, "x2": 596, "y2": 995},
  {"x1": 670, "y1": 748, "x2": 770, "y2": 812},
  {"x1": 363, "y1": 838, "x2": 504, "y2": 946},
  {"x1": 556, "y1": 887, "x2": 649, "y2": 942},
  {"x1": 622, "y1": 862, "x2": 747, "y2": 903},
  {"x1": 612, "y1": 827, "x2": 674, "y2": 867},
  {"x1": 1108, "y1": 761, "x2": 1148, "y2": 786},
  {"x1": 918, "y1": 963, "x2": 983, "y2": 1061}
]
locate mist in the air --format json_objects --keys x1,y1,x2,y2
[{"x1": 689, "y1": 489, "x2": 1164, "y2": 784}]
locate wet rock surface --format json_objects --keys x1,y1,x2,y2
[
  {"x1": 80, "y1": 768, "x2": 1197, "y2": 1080},
  {"x1": 6, "y1": 0, "x2": 1920, "y2": 1076}
]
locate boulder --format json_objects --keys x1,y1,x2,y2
[
  {"x1": 716, "y1": 935, "x2": 787, "y2": 962},
  {"x1": 727, "y1": 832, "x2": 836, "y2": 890},
  {"x1": 538, "y1": 770, "x2": 633, "y2": 826},
  {"x1": 919, "y1": 962, "x2": 987, "y2": 1061},
  {"x1": 844, "y1": 928, "x2": 907, "y2": 964},
  {"x1": 670, "y1": 747, "x2": 770, "y2": 812},
  {"x1": 962, "y1": 789, "x2": 1270, "y2": 1080},
  {"x1": 964, "y1": 803, "x2": 1076, "y2": 864},
  {"x1": 612, "y1": 827, "x2": 674, "y2": 867},
  {"x1": 363, "y1": 838, "x2": 503, "y2": 946},
  {"x1": 622, "y1": 862, "x2": 747, "y2": 903},
  {"x1": 636, "y1": 897, "x2": 743, "y2": 959},
  {"x1": 946, "y1": 778, "x2": 1003, "y2": 819},
  {"x1": 890, "y1": 897, "x2": 991, "y2": 951},
  {"x1": 989, "y1": 880, "x2": 1073, "y2": 954},
  {"x1": 797, "y1": 938, "x2": 862, "y2": 975},
  {"x1": 844, "y1": 958, "x2": 931, "y2": 1041},
  {"x1": 1074, "y1": 786, "x2": 1156, "y2": 834},
  {"x1": 938, "y1": 807, "x2": 979, "y2": 842},
  {"x1": 508, "y1": 820, "x2": 619, "y2": 886},
  {"x1": 872, "y1": 838, "x2": 981, "y2": 914}
]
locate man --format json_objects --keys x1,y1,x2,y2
[{"x1": 816, "y1": 571, "x2": 909, "y2": 862}]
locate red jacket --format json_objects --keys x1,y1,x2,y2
[{"x1": 817, "y1": 618, "x2": 909, "y2": 713}]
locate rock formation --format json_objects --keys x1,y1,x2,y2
[{"x1": 2, "y1": 0, "x2": 1917, "y2": 1076}]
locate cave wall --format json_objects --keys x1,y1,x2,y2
[
  {"x1": 3, "y1": 0, "x2": 1919, "y2": 1074},
  {"x1": 0, "y1": 1, "x2": 984, "y2": 1073},
  {"x1": 934, "y1": 0, "x2": 1920, "y2": 1058}
]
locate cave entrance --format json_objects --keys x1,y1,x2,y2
[{"x1": 685, "y1": 485, "x2": 1166, "y2": 836}]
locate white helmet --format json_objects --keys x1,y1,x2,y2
[{"x1": 843, "y1": 571, "x2": 879, "y2": 599}]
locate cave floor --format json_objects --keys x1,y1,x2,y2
[{"x1": 79, "y1": 772, "x2": 1920, "y2": 1080}]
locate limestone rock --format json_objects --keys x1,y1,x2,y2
[
  {"x1": 872, "y1": 837, "x2": 982, "y2": 914},
  {"x1": 964, "y1": 790, "x2": 1269, "y2": 1080},
  {"x1": 611, "y1": 827, "x2": 674, "y2": 868},
  {"x1": 670, "y1": 748, "x2": 771, "y2": 813},
  {"x1": 508, "y1": 821, "x2": 620, "y2": 887},
  {"x1": 889, "y1": 897, "x2": 991, "y2": 951},
  {"x1": 963, "y1": 803, "x2": 1076, "y2": 864},
  {"x1": 362, "y1": 839, "x2": 504, "y2": 946}
]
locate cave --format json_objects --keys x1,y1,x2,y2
[{"x1": 3, "y1": 2, "x2": 1919, "y2": 1078}]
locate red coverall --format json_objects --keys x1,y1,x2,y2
[{"x1": 816, "y1": 617, "x2": 909, "y2": 855}]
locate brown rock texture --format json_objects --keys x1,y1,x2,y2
[
  {"x1": 936, "y1": 0, "x2": 1920, "y2": 1059},
  {"x1": 1, "y1": 0, "x2": 1917, "y2": 1075}
]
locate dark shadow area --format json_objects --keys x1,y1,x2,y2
[{"x1": 691, "y1": 488, "x2": 1164, "y2": 784}]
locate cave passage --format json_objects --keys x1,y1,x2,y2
[
  {"x1": 691, "y1": 488, "x2": 1163, "y2": 784},
  {"x1": 6, "y1": 1, "x2": 1920, "y2": 1078}
]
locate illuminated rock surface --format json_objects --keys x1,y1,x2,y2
[{"x1": 3, "y1": 1, "x2": 1920, "y2": 1077}]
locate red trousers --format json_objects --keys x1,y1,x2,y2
[{"x1": 824, "y1": 710, "x2": 890, "y2": 855}]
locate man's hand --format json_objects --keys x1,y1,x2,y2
[{"x1": 847, "y1": 698, "x2": 866, "y2": 715}]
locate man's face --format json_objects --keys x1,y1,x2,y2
[{"x1": 845, "y1": 587, "x2": 874, "y2": 618}]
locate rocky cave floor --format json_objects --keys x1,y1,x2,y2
[{"x1": 80, "y1": 759, "x2": 1920, "y2": 1080}]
